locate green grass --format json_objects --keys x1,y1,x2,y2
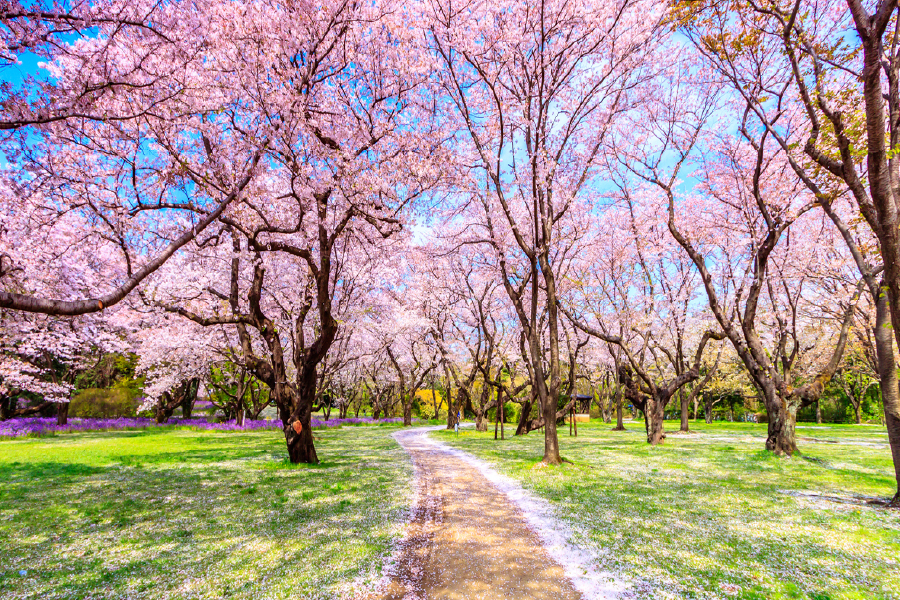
[
  {"x1": 437, "y1": 420, "x2": 900, "y2": 600},
  {"x1": 0, "y1": 427, "x2": 412, "y2": 599}
]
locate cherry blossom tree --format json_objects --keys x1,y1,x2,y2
[
  {"x1": 0, "y1": 305, "x2": 132, "y2": 422},
  {"x1": 679, "y1": 0, "x2": 900, "y2": 505},
  {"x1": 137, "y1": 0, "x2": 442, "y2": 463},
  {"x1": 0, "y1": 0, "x2": 269, "y2": 316},
  {"x1": 650, "y1": 101, "x2": 862, "y2": 454},
  {"x1": 373, "y1": 290, "x2": 438, "y2": 426},
  {"x1": 427, "y1": 0, "x2": 666, "y2": 464},
  {"x1": 559, "y1": 195, "x2": 724, "y2": 444},
  {"x1": 135, "y1": 313, "x2": 232, "y2": 422}
]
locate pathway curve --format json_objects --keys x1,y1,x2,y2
[{"x1": 379, "y1": 427, "x2": 585, "y2": 600}]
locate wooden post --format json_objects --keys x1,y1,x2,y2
[
  {"x1": 574, "y1": 405, "x2": 578, "y2": 437},
  {"x1": 569, "y1": 404, "x2": 573, "y2": 436}
]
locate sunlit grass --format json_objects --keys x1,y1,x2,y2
[
  {"x1": 0, "y1": 427, "x2": 412, "y2": 599},
  {"x1": 437, "y1": 420, "x2": 900, "y2": 600}
]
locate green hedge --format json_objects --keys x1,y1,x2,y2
[{"x1": 70, "y1": 388, "x2": 141, "y2": 418}]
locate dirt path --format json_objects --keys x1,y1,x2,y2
[{"x1": 379, "y1": 427, "x2": 584, "y2": 600}]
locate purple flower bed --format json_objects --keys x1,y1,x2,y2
[{"x1": 0, "y1": 416, "x2": 417, "y2": 439}]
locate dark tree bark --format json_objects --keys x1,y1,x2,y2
[
  {"x1": 0, "y1": 398, "x2": 53, "y2": 420},
  {"x1": 472, "y1": 375, "x2": 493, "y2": 432},
  {"x1": 181, "y1": 393, "x2": 194, "y2": 419},
  {"x1": 515, "y1": 394, "x2": 534, "y2": 436},
  {"x1": 614, "y1": 389, "x2": 625, "y2": 431},
  {"x1": 156, "y1": 378, "x2": 200, "y2": 424},
  {"x1": 443, "y1": 365, "x2": 457, "y2": 430},
  {"x1": 872, "y1": 283, "x2": 900, "y2": 506},
  {"x1": 704, "y1": 398, "x2": 715, "y2": 424},
  {"x1": 494, "y1": 387, "x2": 503, "y2": 440},
  {"x1": 56, "y1": 402, "x2": 69, "y2": 425},
  {"x1": 164, "y1": 217, "x2": 341, "y2": 463},
  {"x1": 499, "y1": 387, "x2": 505, "y2": 439},
  {"x1": 431, "y1": 378, "x2": 441, "y2": 422},
  {"x1": 437, "y1": 342, "x2": 479, "y2": 431}
]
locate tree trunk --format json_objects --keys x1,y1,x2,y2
[
  {"x1": 446, "y1": 392, "x2": 458, "y2": 429},
  {"x1": 853, "y1": 402, "x2": 862, "y2": 425},
  {"x1": 871, "y1": 282, "x2": 900, "y2": 506},
  {"x1": 56, "y1": 402, "x2": 69, "y2": 426},
  {"x1": 539, "y1": 385, "x2": 561, "y2": 464},
  {"x1": 284, "y1": 410, "x2": 317, "y2": 464},
  {"x1": 445, "y1": 367, "x2": 457, "y2": 430},
  {"x1": 156, "y1": 395, "x2": 179, "y2": 424},
  {"x1": 445, "y1": 401, "x2": 457, "y2": 429},
  {"x1": 181, "y1": 394, "x2": 194, "y2": 419},
  {"x1": 494, "y1": 395, "x2": 500, "y2": 440},
  {"x1": 475, "y1": 409, "x2": 488, "y2": 432},
  {"x1": 432, "y1": 383, "x2": 439, "y2": 422},
  {"x1": 613, "y1": 389, "x2": 625, "y2": 431},
  {"x1": 815, "y1": 400, "x2": 822, "y2": 425},
  {"x1": 680, "y1": 390, "x2": 689, "y2": 432},
  {"x1": 157, "y1": 378, "x2": 199, "y2": 424},
  {"x1": 535, "y1": 378, "x2": 562, "y2": 465},
  {"x1": 647, "y1": 394, "x2": 666, "y2": 445},
  {"x1": 764, "y1": 389, "x2": 798, "y2": 456},
  {"x1": 236, "y1": 408, "x2": 245, "y2": 426},
  {"x1": 248, "y1": 402, "x2": 267, "y2": 420},
  {"x1": 704, "y1": 399, "x2": 713, "y2": 424},
  {"x1": 283, "y1": 368, "x2": 319, "y2": 464},
  {"x1": 516, "y1": 398, "x2": 533, "y2": 436},
  {"x1": 403, "y1": 399, "x2": 413, "y2": 427},
  {"x1": 886, "y1": 406, "x2": 900, "y2": 507},
  {"x1": 500, "y1": 394, "x2": 505, "y2": 440}
]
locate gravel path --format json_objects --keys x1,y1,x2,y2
[{"x1": 379, "y1": 427, "x2": 584, "y2": 600}]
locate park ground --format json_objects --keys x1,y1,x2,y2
[
  {"x1": 0, "y1": 420, "x2": 898, "y2": 599},
  {"x1": 0, "y1": 426, "x2": 412, "y2": 600}
]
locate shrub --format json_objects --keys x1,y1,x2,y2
[
  {"x1": 417, "y1": 401, "x2": 439, "y2": 420},
  {"x1": 70, "y1": 388, "x2": 140, "y2": 418},
  {"x1": 504, "y1": 401, "x2": 519, "y2": 424}
]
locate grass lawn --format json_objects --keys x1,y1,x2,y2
[
  {"x1": 437, "y1": 420, "x2": 900, "y2": 600},
  {"x1": 0, "y1": 426, "x2": 413, "y2": 599}
]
